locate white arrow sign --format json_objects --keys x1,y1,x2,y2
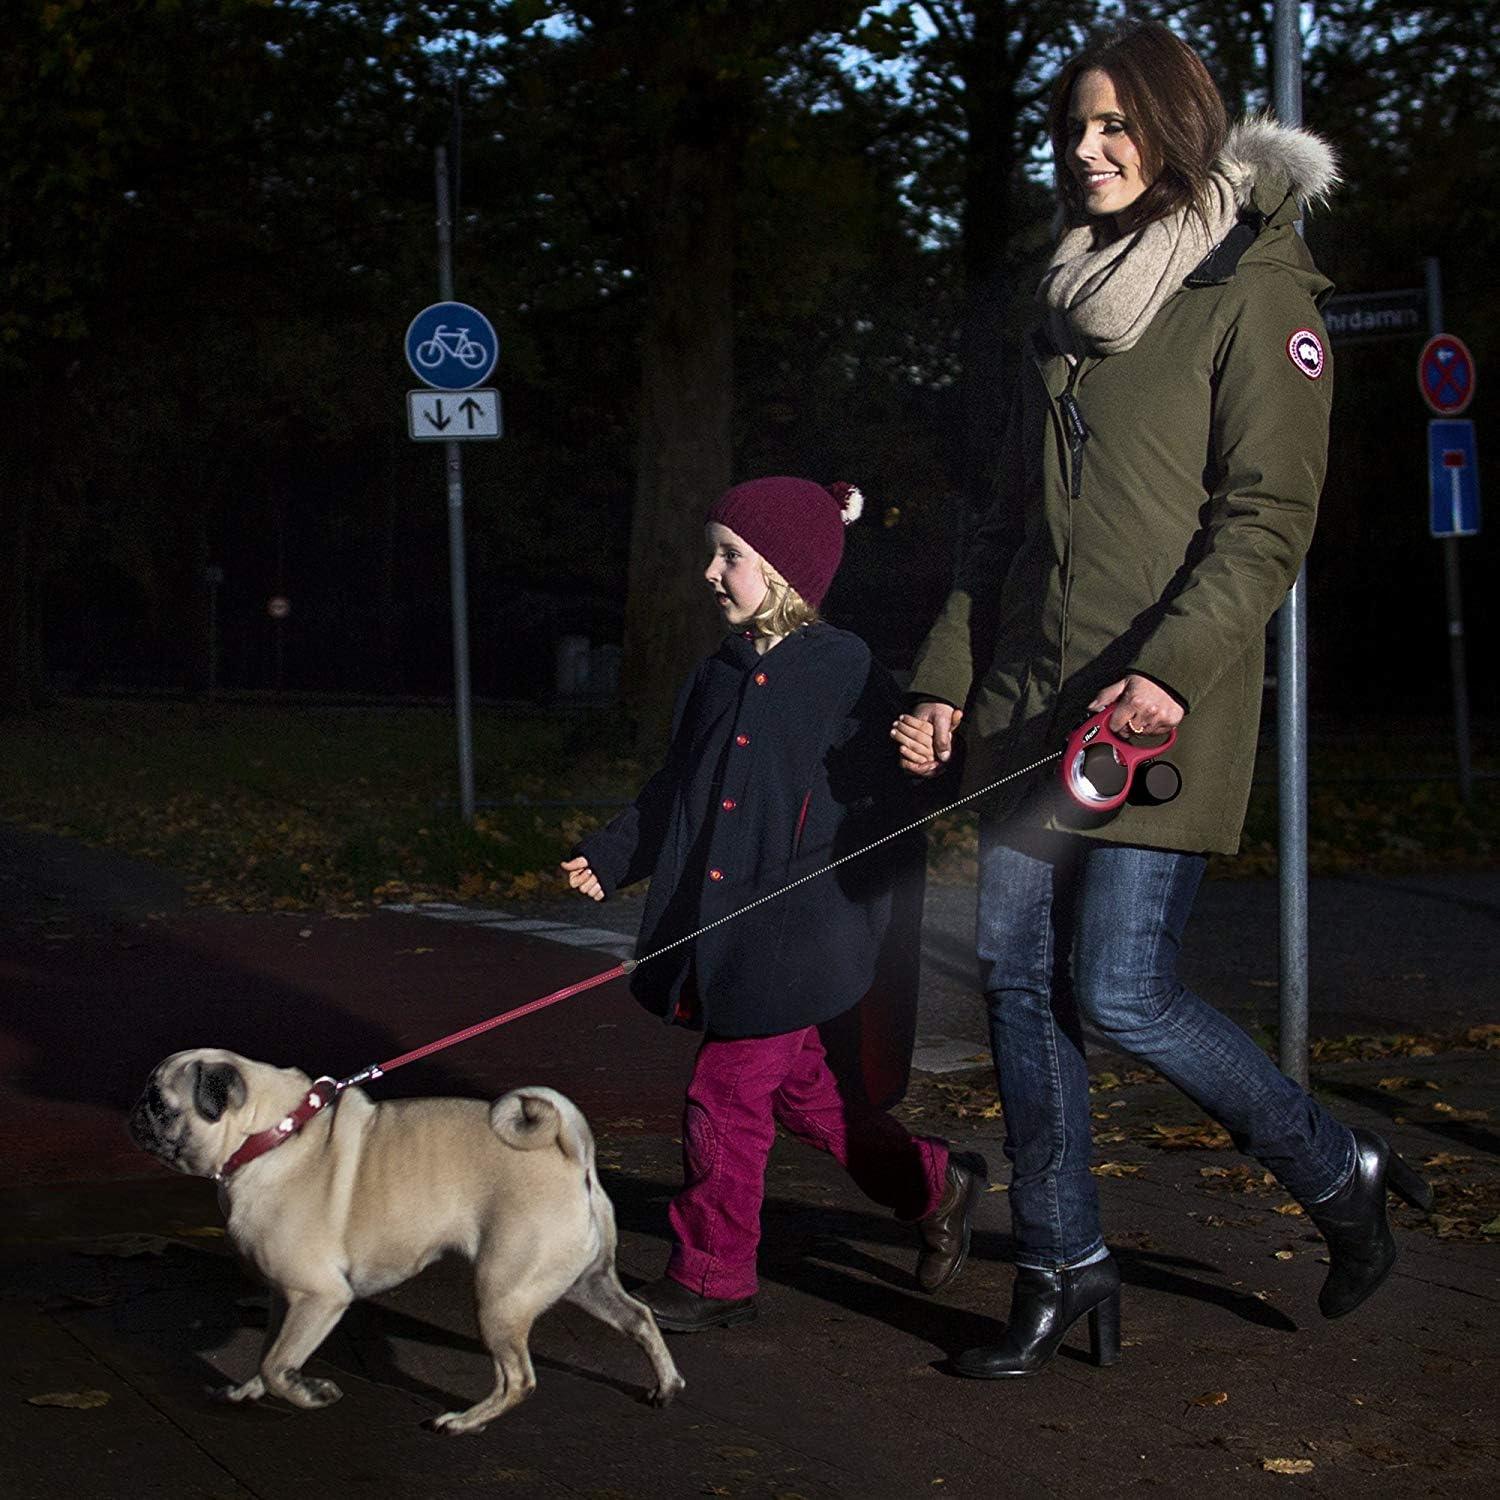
[{"x1": 407, "y1": 388, "x2": 502, "y2": 441}]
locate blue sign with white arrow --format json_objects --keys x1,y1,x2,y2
[
  {"x1": 405, "y1": 301, "x2": 498, "y2": 390},
  {"x1": 1428, "y1": 419, "x2": 1481, "y2": 537}
]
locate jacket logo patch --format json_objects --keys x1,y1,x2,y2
[{"x1": 1287, "y1": 329, "x2": 1325, "y2": 380}]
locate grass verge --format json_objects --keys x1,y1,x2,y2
[{"x1": 2, "y1": 698, "x2": 1494, "y2": 912}]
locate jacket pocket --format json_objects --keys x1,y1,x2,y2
[{"x1": 792, "y1": 790, "x2": 813, "y2": 854}]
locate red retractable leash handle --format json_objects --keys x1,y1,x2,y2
[{"x1": 1060, "y1": 703, "x2": 1179, "y2": 813}]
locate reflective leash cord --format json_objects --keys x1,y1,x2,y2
[{"x1": 333, "y1": 747, "x2": 1063, "y2": 1094}]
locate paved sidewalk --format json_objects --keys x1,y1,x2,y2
[{"x1": 1, "y1": 823, "x2": 1497, "y2": 1498}]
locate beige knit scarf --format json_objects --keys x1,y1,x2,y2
[{"x1": 1039, "y1": 172, "x2": 1240, "y2": 358}]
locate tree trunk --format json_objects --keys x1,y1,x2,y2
[
  {"x1": 0, "y1": 433, "x2": 45, "y2": 711},
  {"x1": 378, "y1": 434, "x2": 404, "y2": 693},
  {"x1": 622, "y1": 128, "x2": 738, "y2": 751},
  {"x1": 956, "y1": 2, "x2": 1025, "y2": 553}
]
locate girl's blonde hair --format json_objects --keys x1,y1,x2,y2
[{"x1": 749, "y1": 557, "x2": 819, "y2": 639}]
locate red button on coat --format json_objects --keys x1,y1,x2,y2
[
  {"x1": 754, "y1": 671, "x2": 768, "y2": 686},
  {"x1": 721, "y1": 798, "x2": 736, "y2": 811},
  {"x1": 708, "y1": 868, "x2": 724, "y2": 882},
  {"x1": 735, "y1": 733, "x2": 749, "y2": 746}
]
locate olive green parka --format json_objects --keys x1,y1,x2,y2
[{"x1": 909, "y1": 120, "x2": 1338, "y2": 854}]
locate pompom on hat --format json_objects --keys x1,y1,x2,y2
[{"x1": 706, "y1": 476, "x2": 864, "y2": 609}]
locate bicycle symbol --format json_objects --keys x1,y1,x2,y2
[{"x1": 415, "y1": 325, "x2": 489, "y2": 370}]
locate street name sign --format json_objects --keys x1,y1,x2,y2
[
  {"x1": 1428, "y1": 420, "x2": 1481, "y2": 537},
  {"x1": 407, "y1": 388, "x2": 501, "y2": 441},
  {"x1": 1418, "y1": 334, "x2": 1476, "y2": 416},
  {"x1": 1322, "y1": 288, "x2": 1424, "y2": 345},
  {"x1": 405, "y1": 301, "x2": 498, "y2": 390}
]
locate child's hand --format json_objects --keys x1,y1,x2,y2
[
  {"x1": 560, "y1": 855, "x2": 604, "y2": 901},
  {"x1": 891, "y1": 705, "x2": 962, "y2": 777}
]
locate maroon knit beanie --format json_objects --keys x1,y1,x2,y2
[{"x1": 705, "y1": 476, "x2": 864, "y2": 608}]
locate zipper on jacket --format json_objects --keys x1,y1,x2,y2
[{"x1": 1059, "y1": 362, "x2": 1089, "y2": 500}]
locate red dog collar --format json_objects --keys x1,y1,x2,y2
[{"x1": 217, "y1": 1077, "x2": 339, "y2": 1182}]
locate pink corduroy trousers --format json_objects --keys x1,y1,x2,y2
[{"x1": 666, "y1": 1024, "x2": 949, "y2": 1300}]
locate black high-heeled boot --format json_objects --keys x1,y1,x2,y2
[
  {"x1": 1306, "y1": 1127, "x2": 1433, "y2": 1319},
  {"x1": 953, "y1": 1254, "x2": 1121, "y2": 1378}
]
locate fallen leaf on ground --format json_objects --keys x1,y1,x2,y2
[
  {"x1": 28, "y1": 1390, "x2": 110, "y2": 1409},
  {"x1": 1376, "y1": 1077, "x2": 1440, "y2": 1091},
  {"x1": 1092, "y1": 1161, "x2": 1143, "y2": 1178},
  {"x1": 1262, "y1": 1458, "x2": 1314, "y2": 1474},
  {"x1": 1273, "y1": 1202, "x2": 1305, "y2": 1216},
  {"x1": 1273, "y1": 1249, "x2": 1295, "y2": 1260},
  {"x1": 1189, "y1": 1390, "x2": 1229, "y2": 1407},
  {"x1": 1431, "y1": 1102, "x2": 1489, "y2": 1121}
]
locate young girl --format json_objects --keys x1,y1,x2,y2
[{"x1": 562, "y1": 475, "x2": 985, "y2": 1332}]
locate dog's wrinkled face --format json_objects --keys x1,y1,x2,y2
[{"x1": 128, "y1": 1048, "x2": 254, "y2": 1178}]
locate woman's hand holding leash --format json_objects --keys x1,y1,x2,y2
[
  {"x1": 560, "y1": 856, "x2": 604, "y2": 901},
  {"x1": 891, "y1": 702, "x2": 963, "y2": 778},
  {"x1": 1089, "y1": 675, "x2": 1182, "y2": 739}
]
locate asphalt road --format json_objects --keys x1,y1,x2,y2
[
  {"x1": 3, "y1": 821, "x2": 1498, "y2": 1498},
  {"x1": 519, "y1": 866, "x2": 1500, "y2": 1071}
]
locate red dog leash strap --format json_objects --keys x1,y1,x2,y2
[
  {"x1": 325, "y1": 740, "x2": 1074, "y2": 1097},
  {"x1": 362, "y1": 963, "x2": 633, "y2": 1081}
]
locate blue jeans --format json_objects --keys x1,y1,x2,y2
[{"x1": 977, "y1": 823, "x2": 1355, "y2": 1269}]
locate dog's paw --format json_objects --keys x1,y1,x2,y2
[
  {"x1": 278, "y1": 1371, "x2": 342, "y2": 1409},
  {"x1": 646, "y1": 1373, "x2": 686, "y2": 1408},
  {"x1": 424, "y1": 1410, "x2": 487, "y2": 1437},
  {"x1": 214, "y1": 1375, "x2": 265, "y2": 1404}
]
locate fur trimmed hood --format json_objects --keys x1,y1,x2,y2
[{"x1": 1219, "y1": 116, "x2": 1340, "y2": 217}]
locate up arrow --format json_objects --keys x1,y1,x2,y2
[
  {"x1": 459, "y1": 396, "x2": 484, "y2": 429},
  {"x1": 425, "y1": 399, "x2": 451, "y2": 431}
]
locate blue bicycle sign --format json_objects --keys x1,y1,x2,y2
[{"x1": 404, "y1": 301, "x2": 498, "y2": 390}]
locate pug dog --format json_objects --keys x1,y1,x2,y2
[{"x1": 128, "y1": 1048, "x2": 684, "y2": 1434}]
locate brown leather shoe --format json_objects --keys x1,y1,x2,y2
[
  {"x1": 634, "y1": 1276, "x2": 758, "y2": 1333},
  {"x1": 915, "y1": 1150, "x2": 988, "y2": 1293}
]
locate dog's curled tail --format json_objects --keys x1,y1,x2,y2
[{"x1": 490, "y1": 1086, "x2": 595, "y2": 1168}]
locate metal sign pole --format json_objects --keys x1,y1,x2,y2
[
  {"x1": 1425, "y1": 256, "x2": 1474, "y2": 805},
  {"x1": 435, "y1": 144, "x2": 477, "y2": 824},
  {"x1": 1273, "y1": 0, "x2": 1309, "y2": 1087}
]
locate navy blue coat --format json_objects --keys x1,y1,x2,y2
[{"x1": 579, "y1": 624, "x2": 925, "y2": 1045}]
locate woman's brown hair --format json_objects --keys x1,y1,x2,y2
[{"x1": 1048, "y1": 21, "x2": 1228, "y2": 230}]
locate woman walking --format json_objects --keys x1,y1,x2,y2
[{"x1": 893, "y1": 21, "x2": 1430, "y2": 1376}]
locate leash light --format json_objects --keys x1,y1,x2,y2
[{"x1": 1061, "y1": 704, "x2": 1179, "y2": 813}]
